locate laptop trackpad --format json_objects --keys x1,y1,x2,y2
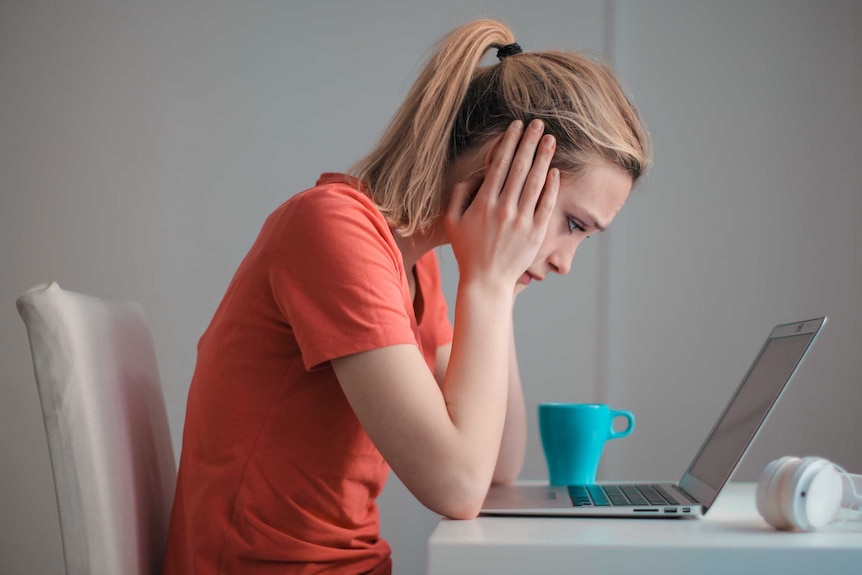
[{"x1": 482, "y1": 485, "x2": 570, "y2": 510}]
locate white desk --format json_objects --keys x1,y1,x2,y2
[{"x1": 427, "y1": 483, "x2": 862, "y2": 575}]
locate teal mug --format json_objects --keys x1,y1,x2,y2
[{"x1": 539, "y1": 403, "x2": 635, "y2": 485}]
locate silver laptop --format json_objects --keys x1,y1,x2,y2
[{"x1": 481, "y1": 317, "x2": 827, "y2": 518}]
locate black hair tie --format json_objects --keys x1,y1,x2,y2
[{"x1": 496, "y1": 43, "x2": 522, "y2": 61}]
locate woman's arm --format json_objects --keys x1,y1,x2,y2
[
  {"x1": 332, "y1": 120, "x2": 557, "y2": 519},
  {"x1": 434, "y1": 335, "x2": 526, "y2": 486},
  {"x1": 492, "y1": 326, "x2": 527, "y2": 484},
  {"x1": 332, "y1": 285, "x2": 513, "y2": 519}
]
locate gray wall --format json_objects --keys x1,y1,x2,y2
[
  {"x1": 1, "y1": 1, "x2": 859, "y2": 574},
  {"x1": 607, "y1": 0, "x2": 862, "y2": 483}
]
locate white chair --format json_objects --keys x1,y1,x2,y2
[{"x1": 16, "y1": 282, "x2": 176, "y2": 575}]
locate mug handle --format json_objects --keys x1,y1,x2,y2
[{"x1": 608, "y1": 410, "x2": 635, "y2": 440}]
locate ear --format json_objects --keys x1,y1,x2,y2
[
  {"x1": 484, "y1": 134, "x2": 506, "y2": 171},
  {"x1": 453, "y1": 135, "x2": 505, "y2": 213}
]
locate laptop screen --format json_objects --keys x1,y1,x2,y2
[{"x1": 684, "y1": 321, "x2": 823, "y2": 502}]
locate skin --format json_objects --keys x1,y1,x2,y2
[{"x1": 331, "y1": 119, "x2": 633, "y2": 519}]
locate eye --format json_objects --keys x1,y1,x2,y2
[{"x1": 567, "y1": 216, "x2": 587, "y2": 234}]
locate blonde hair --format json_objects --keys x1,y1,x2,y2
[{"x1": 350, "y1": 19, "x2": 651, "y2": 236}]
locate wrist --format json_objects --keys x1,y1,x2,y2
[{"x1": 456, "y1": 277, "x2": 515, "y2": 309}]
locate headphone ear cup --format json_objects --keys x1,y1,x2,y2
[
  {"x1": 786, "y1": 458, "x2": 843, "y2": 531},
  {"x1": 757, "y1": 456, "x2": 799, "y2": 530}
]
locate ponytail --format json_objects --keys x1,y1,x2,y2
[
  {"x1": 350, "y1": 19, "x2": 651, "y2": 236},
  {"x1": 350, "y1": 20, "x2": 515, "y2": 236}
]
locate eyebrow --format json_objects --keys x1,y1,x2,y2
[{"x1": 579, "y1": 210, "x2": 608, "y2": 233}]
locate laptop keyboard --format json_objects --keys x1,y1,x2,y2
[{"x1": 568, "y1": 484, "x2": 679, "y2": 507}]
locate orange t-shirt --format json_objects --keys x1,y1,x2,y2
[{"x1": 163, "y1": 174, "x2": 454, "y2": 574}]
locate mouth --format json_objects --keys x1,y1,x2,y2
[{"x1": 518, "y1": 271, "x2": 543, "y2": 285}]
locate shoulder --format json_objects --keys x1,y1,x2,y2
[
  {"x1": 261, "y1": 174, "x2": 401, "y2": 268},
  {"x1": 265, "y1": 174, "x2": 393, "y2": 243},
  {"x1": 280, "y1": 174, "x2": 381, "y2": 223}
]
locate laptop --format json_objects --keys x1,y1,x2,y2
[{"x1": 481, "y1": 317, "x2": 827, "y2": 518}]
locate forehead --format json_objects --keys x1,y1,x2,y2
[{"x1": 558, "y1": 162, "x2": 633, "y2": 228}]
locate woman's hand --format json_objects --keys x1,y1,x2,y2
[
  {"x1": 333, "y1": 120, "x2": 557, "y2": 519},
  {"x1": 445, "y1": 119, "x2": 559, "y2": 292}
]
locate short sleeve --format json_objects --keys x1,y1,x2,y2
[{"x1": 267, "y1": 186, "x2": 418, "y2": 371}]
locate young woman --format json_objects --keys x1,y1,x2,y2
[{"x1": 163, "y1": 18, "x2": 650, "y2": 575}]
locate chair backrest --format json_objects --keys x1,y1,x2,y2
[{"x1": 16, "y1": 282, "x2": 177, "y2": 575}]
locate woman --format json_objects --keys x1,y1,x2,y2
[{"x1": 163, "y1": 18, "x2": 650, "y2": 575}]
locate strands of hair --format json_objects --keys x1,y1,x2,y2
[{"x1": 350, "y1": 19, "x2": 651, "y2": 236}]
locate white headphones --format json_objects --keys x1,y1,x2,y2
[{"x1": 756, "y1": 456, "x2": 862, "y2": 531}]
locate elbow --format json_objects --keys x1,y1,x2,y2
[
  {"x1": 443, "y1": 505, "x2": 482, "y2": 521},
  {"x1": 437, "y1": 478, "x2": 486, "y2": 520},
  {"x1": 416, "y1": 468, "x2": 491, "y2": 520},
  {"x1": 435, "y1": 496, "x2": 484, "y2": 521}
]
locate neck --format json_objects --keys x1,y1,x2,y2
[
  {"x1": 391, "y1": 219, "x2": 447, "y2": 272},
  {"x1": 392, "y1": 152, "x2": 477, "y2": 270}
]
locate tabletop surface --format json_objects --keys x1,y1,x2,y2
[{"x1": 427, "y1": 483, "x2": 862, "y2": 575}]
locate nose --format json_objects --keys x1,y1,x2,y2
[{"x1": 548, "y1": 239, "x2": 581, "y2": 276}]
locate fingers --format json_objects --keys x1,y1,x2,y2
[
  {"x1": 449, "y1": 118, "x2": 556, "y2": 227},
  {"x1": 498, "y1": 119, "x2": 552, "y2": 208},
  {"x1": 517, "y1": 133, "x2": 556, "y2": 214},
  {"x1": 478, "y1": 120, "x2": 525, "y2": 201},
  {"x1": 534, "y1": 168, "x2": 560, "y2": 229}
]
